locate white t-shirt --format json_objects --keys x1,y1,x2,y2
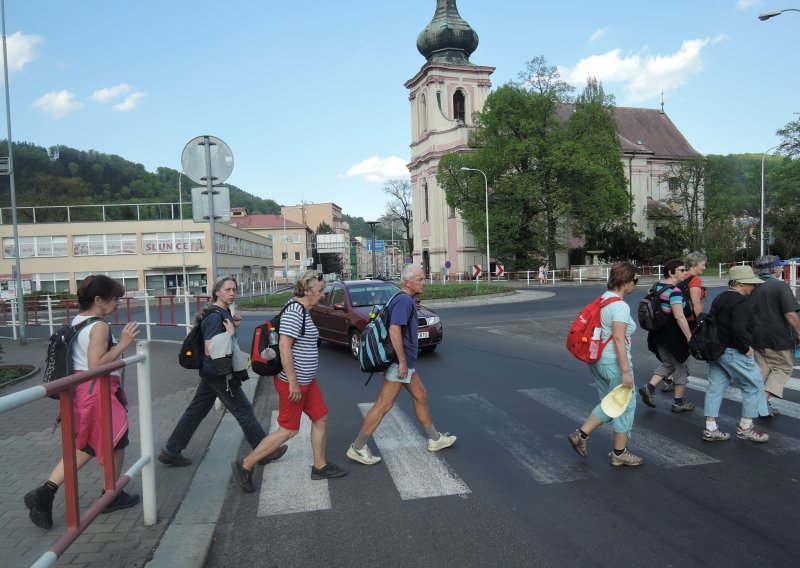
[
  {"x1": 71, "y1": 315, "x2": 120, "y2": 378},
  {"x1": 598, "y1": 291, "x2": 635, "y2": 362}
]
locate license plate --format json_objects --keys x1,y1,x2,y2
[{"x1": 418, "y1": 331, "x2": 429, "y2": 339}]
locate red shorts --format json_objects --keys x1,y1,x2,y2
[{"x1": 273, "y1": 377, "x2": 328, "y2": 431}]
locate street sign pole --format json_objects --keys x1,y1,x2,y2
[{"x1": 202, "y1": 137, "x2": 219, "y2": 283}]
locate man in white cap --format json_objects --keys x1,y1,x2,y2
[{"x1": 748, "y1": 255, "x2": 800, "y2": 417}]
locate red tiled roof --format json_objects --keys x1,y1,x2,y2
[{"x1": 230, "y1": 214, "x2": 305, "y2": 229}]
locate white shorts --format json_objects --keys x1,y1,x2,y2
[{"x1": 384, "y1": 362, "x2": 414, "y2": 384}]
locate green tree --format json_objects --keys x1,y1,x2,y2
[
  {"x1": 777, "y1": 114, "x2": 800, "y2": 157},
  {"x1": 382, "y1": 178, "x2": 414, "y2": 254}
]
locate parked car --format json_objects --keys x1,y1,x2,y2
[{"x1": 310, "y1": 279, "x2": 443, "y2": 358}]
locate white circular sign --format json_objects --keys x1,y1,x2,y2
[{"x1": 181, "y1": 136, "x2": 234, "y2": 185}]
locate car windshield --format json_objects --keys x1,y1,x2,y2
[{"x1": 348, "y1": 283, "x2": 400, "y2": 307}]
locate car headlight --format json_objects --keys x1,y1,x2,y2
[{"x1": 426, "y1": 315, "x2": 440, "y2": 325}]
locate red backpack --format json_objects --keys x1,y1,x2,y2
[{"x1": 566, "y1": 295, "x2": 622, "y2": 363}]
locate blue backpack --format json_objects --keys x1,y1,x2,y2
[{"x1": 358, "y1": 292, "x2": 413, "y2": 384}]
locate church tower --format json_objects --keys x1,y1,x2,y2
[{"x1": 405, "y1": 0, "x2": 494, "y2": 278}]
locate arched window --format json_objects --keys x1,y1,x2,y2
[
  {"x1": 420, "y1": 93, "x2": 428, "y2": 133},
  {"x1": 453, "y1": 89, "x2": 465, "y2": 122},
  {"x1": 423, "y1": 179, "x2": 430, "y2": 222}
]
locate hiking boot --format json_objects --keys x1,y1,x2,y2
[
  {"x1": 258, "y1": 444, "x2": 288, "y2": 466},
  {"x1": 671, "y1": 400, "x2": 695, "y2": 412},
  {"x1": 24, "y1": 485, "x2": 55, "y2": 529},
  {"x1": 346, "y1": 444, "x2": 382, "y2": 465},
  {"x1": 736, "y1": 426, "x2": 769, "y2": 443},
  {"x1": 101, "y1": 491, "x2": 140, "y2": 514},
  {"x1": 767, "y1": 403, "x2": 780, "y2": 418},
  {"x1": 310, "y1": 463, "x2": 348, "y2": 480},
  {"x1": 660, "y1": 379, "x2": 675, "y2": 392},
  {"x1": 427, "y1": 433, "x2": 457, "y2": 452},
  {"x1": 231, "y1": 459, "x2": 255, "y2": 492},
  {"x1": 702, "y1": 428, "x2": 730, "y2": 442},
  {"x1": 638, "y1": 386, "x2": 656, "y2": 408},
  {"x1": 568, "y1": 430, "x2": 588, "y2": 457},
  {"x1": 609, "y1": 449, "x2": 644, "y2": 467},
  {"x1": 158, "y1": 448, "x2": 192, "y2": 467}
]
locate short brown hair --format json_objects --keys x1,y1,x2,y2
[
  {"x1": 607, "y1": 262, "x2": 637, "y2": 290},
  {"x1": 77, "y1": 275, "x2": 126, "y2": 310}
]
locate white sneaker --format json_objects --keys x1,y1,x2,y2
[
  {"x1": 427, "y1": 433, "x2": 456, "y2": 452},
  {"x1": 346, "y1": 444, "x2": 381, "y2": 465}
]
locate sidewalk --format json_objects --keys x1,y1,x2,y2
[{"x1": 0, "y1": 339, "x2": 234, "y2": 568}]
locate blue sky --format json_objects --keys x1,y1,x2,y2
[{"x1": 3, "y1": 0, "x2": 798, "y2": 220}]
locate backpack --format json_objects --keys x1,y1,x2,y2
[
  {"x1": 178, "y1": 306, "x2": 226, "y2": 370},
  {"x1": 566, "y1": 295, "x2": 622, "y2": 363},
  {"x1": 250, "y1": 301, "x2": 306, "y2": 377},
  {"x1": 677, "y1": 274, "x2": 698, "y2": 318},
  {"x1": 637, "y1": 283, "x2": 672, "y2": 331},
  {"x1": 43, "y1": 316, "x2": 103, "y2": 397},
  {"x1": 358, "y1": 292, "x2": 413, "y2": 384},
  {"x1": 688, "y1": 312, "x2": 725, "y2": 361}
]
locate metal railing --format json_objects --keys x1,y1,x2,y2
[{"x1": 0, "y1": 342, "x2": 155, "y2": 568}]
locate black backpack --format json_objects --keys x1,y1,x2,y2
[
  {"x1": 178, "y1": 306, "x2": 226, "y2": 370},
  {"x1": 677, "y1": 274, "x2": 699, "y2": 318},
  {"x1": 637, "y1": 283, "x2": 671, "y2": 331},
  {"x1": 43, "y1": 317, "x2": 103, "y2": 397},
  {"x1": 251, "y1": 301, "x2": 306, "y2": 377},
  {"x1": 688, "y1": 312, "x2": 725, "y2": 361}
]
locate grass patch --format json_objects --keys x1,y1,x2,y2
[
  {"x1": 0, "y1": 366, "x2": 30, "y2": 387},
  {"x1": 237, "y1": 282, "x2": 513, "y2": 309}
]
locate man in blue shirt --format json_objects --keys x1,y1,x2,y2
[{"x1": 346, "y1": 264, "x2": 456, "y2": 465}]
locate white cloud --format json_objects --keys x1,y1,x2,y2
[
  {"x1": 589, "y1": 28, "x2": 608, "y2": 42},
  {"x1": 345, "y1": 156, "x2": 409, "y2": 183},
  {"x1": 112, "y1": 92, "x2": 145, "y2": 111},
  {"x1": 32, "y1": 90, "x2": 83, "y2": 118},
  {"x1": 91, "y1": 83, "x2": 132, "y2": 102},
  {"x1": 559, "y1": 37, "x2": 722, "y2": 103},
  {"x1": 736, "y1": 0, "x2": 761, "y2": 11},
  {"x1": 6, "y1": 31, "x2": 43, "y2": 72}
]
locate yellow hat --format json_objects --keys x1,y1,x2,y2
[{"x1": 600, "y1": 385, "x2": 633, "y2": 418}]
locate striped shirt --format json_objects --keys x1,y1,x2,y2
[
  {"x1": 655, "y1": 281, "x2": 685, "y2": 314},
  {"x1": 277, "y1": 301, "x2": 319, "y2": 385}
]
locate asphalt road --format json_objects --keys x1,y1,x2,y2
[{"x1": 199, "y1": 286, "x2": 800, "y2": 568}]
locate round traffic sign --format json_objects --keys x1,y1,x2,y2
[{"x1": 181, "y1": 136, "x2": 234, "y2": 185}]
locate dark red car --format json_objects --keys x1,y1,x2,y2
[{"x1": 311, "y1": 279, "x2": 443, "y2": 358}]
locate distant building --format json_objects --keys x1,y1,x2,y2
[{"x1": 406, "y1": 0, "x2": 701, "y2": 276}]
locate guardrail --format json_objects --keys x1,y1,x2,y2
[{"x1": 0, "y1": 342, "x2": 155, "y2": 568}]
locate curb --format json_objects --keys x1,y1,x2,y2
[{"x1": 0, "y1": 364, "x2": 40, "y2": 390}]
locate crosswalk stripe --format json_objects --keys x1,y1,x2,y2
[
  {"x1": 257, "y1": 412, "x2": 332, "y2": 516},
  {"x1": 686, "y1": 377, "x2": 800, "y2": 419},
  {"x1": 442, "y1": 393, "x2": 598, "y2": 484},
  {"x1": 519, "y1": 388, "x2": 719, "y2": 468},
  {"x1": 357, "y1": 403, "x2": 471, "y2": 500},
  {"x1": 786, "y1": 377, "x2": 800, "y2": 391}
]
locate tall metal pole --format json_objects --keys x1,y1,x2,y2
[
  {"x1": 366, "y1": 221, "x2": 379, "y2": 277},
  {"x1": 461, "y1": 167, "x2": 490, "y2": 282},
  {"x1": 761, "y1": 145, "x2": 779, "y2": 257},
  {"x1": 178, "y1": 172, "x2": 188, "y2": 294},
  {"x1": 1, "y1": 0, "x2": 25, "y2": 342},
  {"x1": 283, "y1": 214, "x2": 289, "y2": 281},
  {"x1": 202, "y1": 137, "x2": 218, "y2": 286}
]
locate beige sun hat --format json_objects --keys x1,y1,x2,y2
[
  {"x1": 728, "y1": 265, "x2": 763, "y2": 285},
  {"x1": 600, "y1": 385, "x2": 634, "y2": 418}
]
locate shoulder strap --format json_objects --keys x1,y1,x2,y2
[
  {"x1": 385, "y1": 291, "x2": 415, "y2": 327},
  {"x1": 281, "y1": 299, "x2": 307, "y2": 336},
  {"x1": 598, "y1": 295, "x2": 622, "y2": 308},
  {"x1": 73, "y1": 316, "x2": 102, "y2": 333}
]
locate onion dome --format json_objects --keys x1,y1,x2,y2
[{"x1": 416, "y1": 0, "x2": 479, "y2": 65}]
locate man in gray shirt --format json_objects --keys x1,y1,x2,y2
[{"x1": 748, "y1": 255, "x2": 800, "y2": 417}]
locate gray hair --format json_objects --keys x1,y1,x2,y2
[
  {"x1": 401, "y1": 263, "x2": 423, "y2": 283},
  {"x1": 755, "y1": 255, "x2": 781, "y2": 276},
  {"x1": 684, "y1": 251, "x2": 708, "y2": 269},
  {"x1": 211, "y1": 275, "x2": 237, "y2": 300},
  {"x1": 294, "y1": 270, "x2": 322, "y2": 297}
]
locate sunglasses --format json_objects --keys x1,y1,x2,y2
[{"x1": 631, "y1": 278, "x2": 639, "y2": 285}]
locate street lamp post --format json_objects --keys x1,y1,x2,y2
[
  {"x1": 461, "y1": 167, "x2": 491, "y2": 282},
  {"x1": 366, "y1": 221, "x2": 379, "y2": 278},
  {"x1": 759, "y1": 8, "x2": 800, "y2": 20},
  {"x1": 761, "y1": 145, "x2": 780, "y2": 257}
]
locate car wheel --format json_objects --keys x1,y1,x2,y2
[{"x1": 349, "y1": 329, "x2": 360, "y2": 359}]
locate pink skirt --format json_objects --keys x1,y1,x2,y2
[{"x1": 73, "y1": 374, "x2": 129, "y2": 464}]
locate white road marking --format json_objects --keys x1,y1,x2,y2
[
  {"x1": 786, "y1": 377, "x2": 800, "y2": 391},
  {"x1": 442, "y1": 393, "x2": 597, "y2": 484},
  {"x1": 686, "y1": 376, "x2": 800, "y2": 419},
  {"x1": 357, "y1": 403, "x2": 471, "y2": 500},
  {"x1": 519, "y1": 388, "x2": 719, "y2": 468},
  {"x1": 257, "y1": 412, "x2": 331, "y2": 516}
]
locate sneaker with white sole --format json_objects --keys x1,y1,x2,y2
[
  {"x1": 568, "y1": 430, "x2": 587, "y2": 457},
  {"x1": 346, "y1": 444, "x2": 381, "y2": 465},
  {"x1": 671, "y1": 400, "x2": 695, "y2": 412},
  {"x1": 427, "y1": 433, "x2": 456, "y2": 452},
  {"x1": 609, "y1": 449, "x2": 643, "y2": 467},
  {"x1": 702, "y1": 428, "x2": 730, "y2": 442},
  {"x1": 736, "y1": 426, "x2": 769, "y2": 443}
]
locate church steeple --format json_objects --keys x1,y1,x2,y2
[{"x1": 416, "y1": 0, "x2": 479, "y2": 65}]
